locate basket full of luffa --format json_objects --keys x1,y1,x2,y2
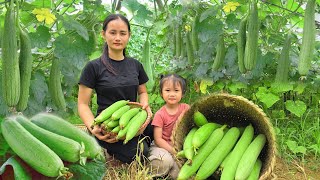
[{"x1": 171, "y1": 93, "x2": 276, "y2": 180}]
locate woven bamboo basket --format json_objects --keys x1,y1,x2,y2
[{"x1": 171, "y1": 93, "x2": 276, "y2": 180}]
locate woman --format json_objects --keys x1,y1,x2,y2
[{"x1": 78, "y1": 14, "x2": 152, "y2": 163}]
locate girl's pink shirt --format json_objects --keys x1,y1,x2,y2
[{"x1": 152, "y1": 103, "x2": 189, "y2": 145}]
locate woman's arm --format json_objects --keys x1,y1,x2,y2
[
  {"x1": 78, "y1": 84, "x2": 95, "y2": 130},
  {"x1": 138, "y1": 83, "x2": 149, "y2": 109},
  {"x1": 137, "y1": 83, "x2": 153, "y2": 135},
  {"x1": 154, "y1": 126, "x2": 174, "y2": 154},
  {"x1": 78, "y1": 84, "x2": 118, "y2": 143}
]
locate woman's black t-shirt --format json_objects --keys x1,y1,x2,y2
[{"x1": 79, "y1": 57, "x2": 148, "y2": 115}]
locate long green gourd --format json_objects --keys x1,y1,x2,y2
[
  {"x1": 30, "y1": 113, "x2": 103, "y2": 160},
  {"x1": 16, "y1": 115, "x2": 86, "y2": 165},
  {"x1": 94, "y1": 100, "x2": 128, "y2": 124},
  {"x1": 274, "y1": 34, "x2": 291, "y2": 84},
  {"x1": 183, "y1": 127, "x2": 198, "y2": 163},
  {"x1": 297, "y1": 0, "x2": 316, "y2": 76},
  {"x1": 237, "y1": 15, "x2": 247, "y2": 73},
  {"x1": 1, "y1": 116, "x2": 70, "y2": 178},
  {"x1": 2, "y1": 0, "x2": 20, "y2": 107},
  {"x1": 212, "y1": 34, "x2": 226, "y2": 71},
  {"x1": 177, "y1": 125, "x2": 226, "y2": 180},
  {"x1": 220, "y1": 124, "x2": 254, "y2": 180},
  {"x1": 49, "y1": 58, "x2": 66, "y2": 111},
  {"x1": 195, "y1": 127, "x2": 240, "y2": 180},
  {"x1": 235, "y1": 134, "x2": 266, "y2": 180},
  {"x1": 124, "y1": 110, "x2": 147, "y2": 144},
  {"x1": 16, "y1": 25, "x2": 33, "y2": 111},
  {"x1": 243, "y1": 0, "x2": 259, "y2": 71}
]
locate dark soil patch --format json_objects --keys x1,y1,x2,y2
[{"x1": 273, "y1": 156, "x2": 320, "y2": 180}]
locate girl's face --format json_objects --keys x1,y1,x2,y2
[
  {"x1": 161, "y1": 80, "x2": 183, "y2": 106},
  {"x1": 101, "y1": 18, "x2": 130, "y2": 54}
]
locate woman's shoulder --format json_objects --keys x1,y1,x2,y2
[
  {"x1": 126, "y1": 57, "x2": 142, "y2": 65},
  {"x1": 87, "y1": 58, "x2": 101, "y2": 65},
  {"x1": 83, "y1": 58, "x2": 102, "y2": 70}
]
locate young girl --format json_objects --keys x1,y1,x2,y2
[{"x1": 149, "y1": 74, "x2": 190, "y2": 179}]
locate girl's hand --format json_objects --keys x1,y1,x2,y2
[{"x1": 91, "y1": 125, "x2": 118, "y2": 143}]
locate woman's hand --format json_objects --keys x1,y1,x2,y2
[
  {"x1": 141, "y1": 103, "x2": 153, "y2": 118},
  {"x1": 91, "y1": 125, "x2": 118, "y2": 143},
  {"x1": 136, "y1": 103, "x2": 152, "y2": 135}
]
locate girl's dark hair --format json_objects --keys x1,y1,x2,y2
[
  {"x1": 101, "y1": 14, "x2": 131, "y2": 75},
  {"x1": 159, "y1": 74, "x2": 187, "y2": 95}
]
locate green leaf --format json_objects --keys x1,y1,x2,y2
[
  {"x1": 122, "y1": 0, "x2": 153, "y2": 25},
  {"x1": 54, "y1": 34, "x2": 89, "y2": 70},
  {"x1": 225, "y1": 14, "x2": 239, "y2": 30},
  {"x1": 256, "y1": 88, "x2": 280, "y2": 108},
  {"x1": 255, "y1": 87, "x2": 268, "y2": 97},
  {"x1": 0, "y1": 156, "x2": 32, "y2": 180},
  {"x1": 31, "y1": 0, "x2": 51, "y2": 8},
  {"x1": 286, "y1": 0, "x2": 303, "y2": 12},
  {"x1": 154, "y1": 95, "x2": 165, "y2": 105},
  {"x1": 199, "y1": 6, "x2": 218, "y2": 22},
  {"x1": 30, "y1": 71, "x2": 48, "y2": 104},
  {"x1": 198, "y1": 18, "x2": 223, "y2": 43},
  {"x1": 60, "y1": 58, "x2": 83, "y2": 86},
  {"x1": 228, "y1": 81, "x2": 247, "y2": 94},
  {"x1": 270, "y1": 83, "x2": 293, "y2": 93},
  {"x1": 286, "y1": 140, "x2": 306, "y2": 155},
  {"x1": 258, "y1": 93, "x2": 280, "y2": 108},
  {"x1": 285, "y1": 100, "x2": 306, "y2": 117},
  {"x1": 149, "y1": 93, "x2": 158, "y2": 104},
  {"x1": 152, "y1": 20, "x2": 171, "y2": 35},
  {"x1": 225, "y1": 45, "x2": 237, "y2": 68},
  {"x1": 19, "y1": 11, "x2": 35, "y2": 25},
  {"x1": 67, "y1": 160, "x2": 106, "y2": 180},
  {"x1": 62, "y1": 17, "x2": 89, "y2": 41},
  {"x1": 214, "y1": 81, "x2": 225, "y2": 91},
  {"x1": 195, "y1": 63, "x2": 210, "y2": 78},
  {"x1": 294, "y1": 83, "x2": 306, "y2": 94},
  {"x1": 29, "y1": 26, "x2": 51, "y2": 48},
  {"x1": 200, "y1": 79, "x2": 213, "y2": 94},
  {"x1": 271, "y1": 110, "x2": 286, "y2": 119}
]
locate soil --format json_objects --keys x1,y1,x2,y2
[
  {"x1": 273, "y1": 156, "x2": 320, "y2": 180},
  {"x1": 104, "y1": 155, "x2": 320, "y2": 180}
]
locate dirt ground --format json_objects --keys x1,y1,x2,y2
[
  {"x1": 273, "y1": 156, "x2": 320, "y2": 180},
  {"x1": 104, "y1": 155, "x2": 320, "y2": 180}
]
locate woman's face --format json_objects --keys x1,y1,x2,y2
[{"x1": 102, "y1": 18, "x2": 130, "y2": 54}]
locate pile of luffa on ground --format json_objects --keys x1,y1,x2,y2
[{"x1": 1, "y1": 113, "x2": 104, "y2": 179}]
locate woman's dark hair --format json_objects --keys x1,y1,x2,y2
[
  {"x1": 159, "y1": 74, "x2": 187, "y2": 95},
  {"x1": 101, "y1": 14, "x2": 131, "y2": 75}
]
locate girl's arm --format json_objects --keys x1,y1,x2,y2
[{"x1": 154, "y1": 126, "x2": 174, "y2": 154}]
